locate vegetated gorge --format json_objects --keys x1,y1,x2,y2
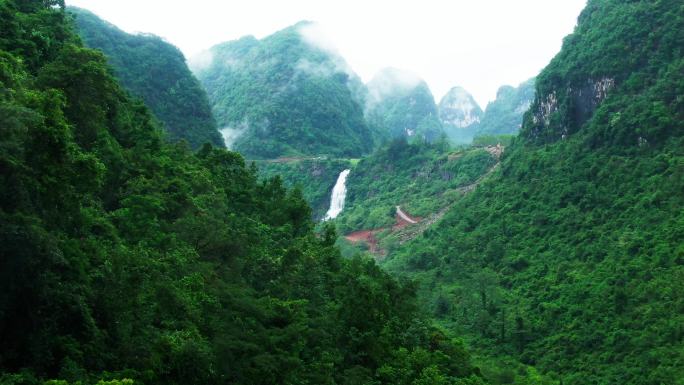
[{"x1": 0, "y1": 1, "x2": 682, "y2": 385}]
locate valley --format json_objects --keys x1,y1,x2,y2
[
  {"x1": 0, "y1": 1, "x2": 682, "y2": 385},
  {"x1": 335, "y1": 144, "x2": 505, "y2": 259}
]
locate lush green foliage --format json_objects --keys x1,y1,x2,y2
[
  {"x1": 522, "y1": 0, "x2": 683, "y2": 145},
  {"x1": 336, "y1": 139, "x2": 496, "y2": 234},
  {"x1": 366, "y1": 69, "x2": 444, "y2": 143},
  {"x1": 4, "y1": 1, "x2": 683, "y2": 384},
  {"x1": 471, "y1": 135, "x2": 513, "y2": 147},
  {"x1": 474, "y1": 79, "x2": 535, "y2": 137},
  {"x1": 69, "y1": 7, "x2": 223, "y2": 149},
  {"x1": 0, "y1": 2, "x2": 486, "y2": 384},
  {"x1": 255, "y1": 158, "x2": 352, "y2": 220},
  {"x1": 193, "y1": 22, "x2": 374, "y2": 159},
  {"x1": 386, "y1": 1, "x2": 684, "y2": 384}
]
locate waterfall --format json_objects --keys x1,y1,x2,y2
[{"x1": 324, "y1": 169, "x2": 351, "y2": 220}]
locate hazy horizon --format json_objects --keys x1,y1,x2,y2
[{"x1": 65, "y1": 0, "x2": 587, "y2": 107}]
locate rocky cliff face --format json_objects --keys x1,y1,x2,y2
[
  {"x1": 528, "y1": 77, "x2": 615, "y2": 141},
  {"x1": 438, "y1": 87, "x2": 483, "y2": 143},
  {"x1": 519, "y1": 0, "x2": 681, "y2": 146}
]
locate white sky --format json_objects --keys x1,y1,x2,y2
[{"x1": 66, "y1": 0, "x2": 587, "y2": 107}]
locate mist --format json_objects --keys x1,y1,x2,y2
[
  {"x1": 365, "y1": 67, "x2": 424, "y2": 111},
  {"x1": 219, "y1": 126, "x2": 246, "y2": 149},
  {"x1": 66, "y1": 0, "x2": 587, "y2": 107}
]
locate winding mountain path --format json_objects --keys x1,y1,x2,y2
[
  {"x1": 395, "y1": 206, "x2": 418, "y2": 224},
  {"x1": 394, "y1": 162, "x2": 501, "y2": 245},
  {"x1": 344, "y1": 146, "x2": 506, "y2": 258}
]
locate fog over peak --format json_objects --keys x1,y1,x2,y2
[
  {"x1": 187, "y1": 49, "x2": 213, "y2": 72},
  {"x1": 371, "y1": 67, "x2": 423, "y2": 89},
  {"x1": 366, "y1": 67, "x2": 425, "y2": 105},
  {"x1": 66, "y1": 0, "x2": 587, "y2": 106},
  {"x1": 297, "y1": 21, "x2": 338, "y2": 56}
]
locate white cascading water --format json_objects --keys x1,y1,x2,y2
[{"x1": 324, "y1": 169, "x2": 351, "y2": 220}]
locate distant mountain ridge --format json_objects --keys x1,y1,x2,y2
[
  {"x1": 436, "y1": 81, "x2": 535, "y2": 145},
  {"x1": 69, "y1": 7, "x2": 223, "y2": 148},
  {"x1": 365, "y1": 67, "x2": 444, "y2": 143},
  {"x1": 475, "y1": 78, "x2": 535, "y2": 137},
  {"x1": 192, "y1": 21, "x2": 374, "y2": 159},
  {"x1": 438, "y1": 86, "x2": 483, "y2": 144}
]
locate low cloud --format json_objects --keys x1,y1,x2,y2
[
  {"x1": 297, "y1": 22, "x2": 339, "y2": 56},
  {"x1": 219, "y1": 118, "x2": 273, "y2": 149},
  {"x1": 296, "y1": 22, "x2": 356, "y2": 78},
  {"x1": 366, "y1": 67, "x2": 423, "y2": 108},
  {"x1": 188, "y1": 49, "x2": 214, "y2": 73},
  {"x1": 189, "y1": 45, "x2": 248, "y2": 74},
  {"x1": 219, "y1": 124, "x2": 247, "y2": 148},
  {"x1": 295, "y1": 58, "x2": 339, "y2": 79}
]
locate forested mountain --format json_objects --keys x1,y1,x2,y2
[
  {"x1": 438, "y1": 87, "x2": 483, "y2": 144},
  {"x1": 365, "y1": 68, "x2": 445, "y2": 143},
  {"x1": 474, "y1": 79, "x2": 535, "y2": 137},
  {"x1": 385, "y1": 1, "x2": 684, "y2": 383},
  {"x1": 3, "y1": 0, "x2": 683, "y2": 384},
  {"x1": 0, "y1": 2, "x2": 488, "y2": 384},
  {"x1": 69, "y1": 7, "x2": 223, "y2": 149},
  {"x1": 192, "y1": 22, "x2": 374, "y2": 159},
  {"x1": 437, "y1": 81, "x2": 534, "y2": 144}
]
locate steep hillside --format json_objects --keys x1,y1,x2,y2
[
  {"x1": 0, "y1": 2, "x2": 487, "y2": 384},
  {"x1": 192, "y1": 22, "x2": 374, "y2": 159},
  {"x1": 366, "y1": 68, "x2": 444, "y2": 143},
  {"x1": 335, "y1": 139, "x2": 498, "y2": 245},
  {"x1": 69, "y1": 7, "x2": 223, "y2": 148},
  {"x1": 439, "y1": 87, "x2": 483, "y2": 144},
  {"x1": 387, "y1": 1, "x2": 684, "y2": 384},
  {"x1": 475, "y1": 79, "x2": 535, "y2": 137}
]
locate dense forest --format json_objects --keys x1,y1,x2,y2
[
  {"x1": 69, "y1": 7, "x2": 223, "y2": 149},
  {"x1": 2, "y1": 0, "x2": 683, "y2": 384},
  {"x1": 255, "y1": 158, "x2": 353, "y2": 220},
  {"x1": 365, "y1": 68, "x2": 444, "y2": 143},
  {"x1": 192, "y1": 22, "x2": 374, "y2": 159},
  {"x1": 383, "y1": 0, "x2": 684, "y2": 383},
  {"x1": 0, "y1": 2, "x2": 489, "y2": 384}
]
